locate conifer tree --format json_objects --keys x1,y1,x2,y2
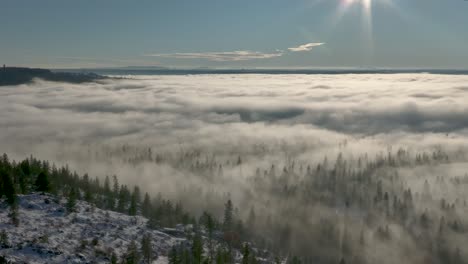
[
  {"x1": 169, "y1": 246, "x2": 180, "y2": 264},
  {"x1": 128, "y1": 188, "x2": 138, "y2": 216},
  {"x1": 66, "y1": 187, "x2": 77, "y2": 213},
  {"x1": 129, "y1": 195, "x2": 137, "y2": 216},
  {"x1": 125, "y1": 240, "x2": 140, "y2": 264},
  {"x1": 223, "y1": 200, "x2": 233, "y2": 232},
  {"x1": 204, "y1": 212, "x2": 215, "y2": 261},
  {"x1": 106, "y1": 191, "x2": 115, "y2": 211},
  {"x1": 242, "y1": 243, "x2": 250, "y2": 264},
  {"x1": 148, "y1": 210, "x2": 160, "y2": 229},
  {"x1": 142, "y1": 192, "x2": 152, "y2": 217},
  {"x1": 141, "y1": 233, "x2": 152, "y2": 264},
  {"x1": 192, "y1": 224, "x2": 204, "y2": 264},
  {"x1": 104, "y1": 175, "x2": 111, "y2": 195},
  {"x1": 0, "y1": 170, "x2": 17, "y2": 205},
  {"x1": 8, "y1": 202, "x2": 19, "y2": 227},
  {"x1": 133, "y1": 186, "x2": 141, "y2": 204},
  {"x1": 112, "y1": 175, "x2": 119, "y2": 196},
  {"x1": 18, "y1": 169, "x2": 28, "y2": 194},
  {"x1": 117, "y1": 185, "x2": 129, "y2": 213},
  {"x1": 35, "y1": 171, "x2": 50, "y2": 193},
  {"x1": 223, "y1": 199, "x2": 234, "y2": 262}
]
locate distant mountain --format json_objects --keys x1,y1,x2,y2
[
  {"x1": 60, "y1": 67, "x2": 468, "y2": 76},
  {"x1": 0, "y1": 67, "x2": 105, "y2": 86}
]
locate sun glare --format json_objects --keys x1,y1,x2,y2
[
  {"x1": 328, "y1": 0, "x2": 377, "y2": 62},
  {"x1": 343, "y1": 0, "x2": 372, "y2": 12}
]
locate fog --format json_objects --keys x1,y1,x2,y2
[{"x1": 2, "y1": 73, "x2": 468, "y2": 263}]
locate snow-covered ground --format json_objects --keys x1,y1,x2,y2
[{"x1": 0, "y1": 194, "x2": 183, "y2": 263}]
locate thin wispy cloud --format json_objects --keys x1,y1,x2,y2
[
  {"x1": 288, "y1": 42, "x2": 325, "y2": 52},
  {"x1": 145, "y1": 42, "x2": 324, "y2": 62},
  {"x1": 146, "y1": 51, "x2": 283, "y2": 61}
]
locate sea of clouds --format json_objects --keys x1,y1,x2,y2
[{"x1": 1, "y1": 73, "x2": 468, "y2": 194}]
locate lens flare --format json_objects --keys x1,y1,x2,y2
[{"x1": 336, "y1": 0, "x2": 375, "y2": 63}]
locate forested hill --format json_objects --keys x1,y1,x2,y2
[
  {"x1": 0, "y1": 67, "x2": 104, "y2": 86},
  {"x1": 0, "y1": 154, "x2": 274, "y2": 264},
  {"x1": 0, "y1": 193, "x2": 181, "y2": 263}
]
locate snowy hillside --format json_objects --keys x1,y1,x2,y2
[{"x1": 0, "y1": 193, "x2": 183, "y2": 263}]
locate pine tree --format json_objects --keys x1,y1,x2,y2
[
  {"x1": 148, "y1": 210, "x2": 160, "y2": 229},
  {"x1": 169, "y1": 246, "x2": 180, "y2": 264},
  {"x1": 82, "y1": 174, "x2": 93, "y2": 203},
  {"x1": 112, "y1": 175, "x2": 119, "y2": 195},
  {"x1": 181, "y1": 248, "x2": 191, "y2": 264},
  {"x1": 8, "y1": 202, "x2": 19, "y2": 227},
  {"x1": 104, "y1": 175, "x2": 111, "y2": 195},
  {"x1": 205, "y1": 213, "x2": 215, "y2": 261},
  {"x1": 66, "y1": 187, "x2": 77, "y2": 213},
  {"x1": 215, "y1": 247, "x2": 227, "y2": 264},
  {"x1": 117, "y1": 185, "x2": 128, "y2": 213},
  {"x1": 142, "y1": 192, "x2": 152, "y2": 217},
  {"x1": 125, "y1": 240, "x2": 140, "y2": 264},
  {"x1": 35, "y1": 171, "x2": 50, "y2": 193},
  {"x1": 128, "y1": 188, "x2": 138, "y2": 216},
  {"x1": 192, "y1": 224, "x2": 204, "y2": 264},
  {"x1": 18, "y1": 170, "x2": 27, "y2": 194},
  {"x1": 106, "y1": 191, "x2": 115, "y2": 211},
  {"x1": 141, "y1": 233, "x2": 152, "y2": 264},
  {"x1": 0, "y1": 170, "x2": 17, "y2": 205},
  {"x1": 223, "y1": 200, "x2": 233, "y2": 232},
  {"x1": 133, "y1": 186, "x2": 141, "y2": 204},
  {"x1": 223, "y1": 199, "x2": 235, "y2": 262},
  {"x1": 242, "y1": 243, "x2": 250, "y2": 264}
]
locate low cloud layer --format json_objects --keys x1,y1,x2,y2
[
  {"x1": 1, "y1": 73, "x2": 467, "y2": 185},
  {"x1": 2, "y1": 74, "x2": 468, "y2": 151}
]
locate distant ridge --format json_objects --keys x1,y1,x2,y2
[
  {"x1": 62, "y1": 67, "x2": 468, "y2": 76},
  {"x1": 0, "y1": 66, "x2": 105, "y2": 86}
]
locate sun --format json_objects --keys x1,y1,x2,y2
[
  {"x1": 336, "y1": 0, "x2": 374, "y2": 33},
  {"x1": 343, "y1": 0, "x2": 372, "y2": 13},
  {"x1": 308, "y1": 0, "x2": 398, "y2": 58}
]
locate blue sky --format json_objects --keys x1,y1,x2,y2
[{"x1": 1, "y1": 0, "x2": 467, "y2": 69}]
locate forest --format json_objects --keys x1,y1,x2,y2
[{"x1": 1, "y1": 142, "x2": 468, "y2": 263}]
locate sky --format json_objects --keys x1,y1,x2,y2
[{"x1": 1, "y1": 0, "x2": 467, "y2": 69}]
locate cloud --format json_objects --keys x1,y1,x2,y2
[
  {"x1": 288, "y1": 42, "x2": 325, "y2": 52},
  {"x1": 145, "y1": 42, "x2": 325, "y2": 61},
  {"x1": 1, "y1": 74, "x2": 468, "y2": 201},
  {"x1": 1, "y1": 73, "x2": 468, "y2": 166},
  {"x1": 145, "y1": 50, "x2": 283, "y2": 61}
]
